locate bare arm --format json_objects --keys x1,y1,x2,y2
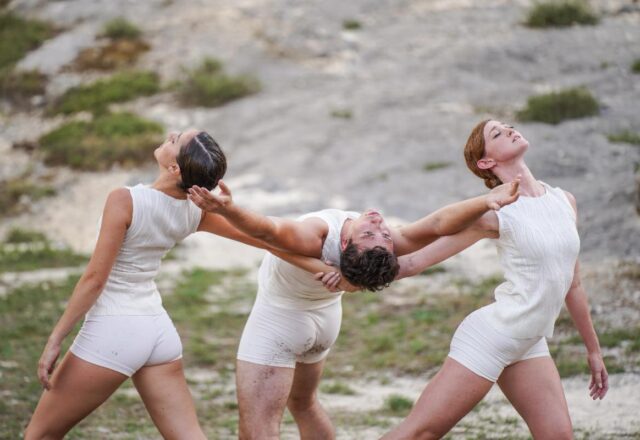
[
  {"x1": 189, "y1": 181, "x2": 326, "y2": 257},
  {"x1": 38, "y1": 188, "x2": 131, "y2": 389},
  {"x1": 392, "y1": 178, "x2": 518, "y2": 255},
  {"x1": 562, "y1": 190, "x2": 608, "y2": 400},
  {"x1": 396, "y1": 223, "x2": 491, "y2": 280}
]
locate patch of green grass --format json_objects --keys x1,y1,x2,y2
[
  {"x1": 384, "y1": 394, "x2": 413, "y2": 415},
  {"x1": 516, "y1": 87, "x2": 599, "y2": 125},
  {"x1": 524, "y1": 1, "x2": 599, "y2": 28},
  {"x1": 101, "y1": 17, "x2": 142, "y2": 41},
  {"x1": 422, "y1": 161, "x2": 452, "y2": 172},
  {"x1": 0, "y1": 12, "x2": 54, "y2": 71},
  {"x1": 0, "y1": 69, "x2": 47, "y2": 107},
  {"x1": 178, "y1": 58, "x2": 261, "y2": 107},
  {"x1": 419, "y1": 265, "x2": 447, "y2": 276},
  {"x1": 633, "y1": 59, "x2": 640, "y2": 74},
  {"x1": 38, "y1": 111, "x2": 164, "y2": 170},
  {"x1": 0, "y1": 230, "x2": 87, "y2": 273},
  {"x1": 50, "y1": 71, "x2": 160, "y2": 115},
  {"x1": 343, "y1": 19, "x2": 362, "y2": 30},
  {"x1": 597, "y1": 328, "x2": 640, "y2": 348},
  {"x1": 322, "y1": 381, "x2": 357, "y2": 395},
  {"x1": 0, "y1": 172, "x2": 56, "y2": 217},
  {"x1": 330, "y1": 108, "x2": 353, "y2": 119},
  {"x1": 5, "y1": 228, "x2": 47, "y2": 244},
  {"x1": 608, "y1": 130, "x2": 640, "y2": 146}
]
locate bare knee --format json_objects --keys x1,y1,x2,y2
[
  {"x1": 287, "y1": 391, "x2": 317, "y2": 414},
  {"x1": 24, "y1": 424, "x2": 60, "y2": 440},
  {"x1": 534, "y1": 426, "x2": 573, "y2": 440}
]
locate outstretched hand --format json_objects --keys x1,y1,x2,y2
[
  {"x1": 188, "y1": 180, "x2": 233, "y2": 214},
  {"x1": 37, "y1": 339, "x2": 61, "y2": 390},
  {"x1": 486, "y1": 176, "x2": 520, "y2": 211},
  {"x1": 587, "y1": 352, "x2": 609, "y2": 400}
]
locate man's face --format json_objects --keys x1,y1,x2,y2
[{"x1": 346, "y1": 209, "x2": 394, "y2": 253}]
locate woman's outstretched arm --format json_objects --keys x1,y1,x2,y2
[
  {"x1": 38, "y1": 188, "x2": 131, "y2": 389},
  {"x1": 564, "y1": 261, "x2": 608, "y2": 400}
]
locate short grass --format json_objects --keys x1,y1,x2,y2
[
  {"x1": 101, "y1": 17, "x2": 142, "y2": 41},
  {"x1": 38, "y1": 111, "x2": 164, "y2": 170},
  {"x1": 633, "y1": 59, "x2": 640, "y2": 74},
  {"x1": 0, "y1": 69, "x2": 47, "y2": 107},
  {"x1": 330, "y1": 108, "x2": 353, "y2": 119},
  {"x1": 178, "y1": 58, "x2": 261, "y2": 107},
  {"x1": 0, "y1": 171, "x2": 56, "y2": 217},
  {"x1": 608, "y1": 130, "x2": 640, "y2": 146},
  {"x1": 0, "y1": 12, "x2": 54, "y2": 72},
  {"x1": 0, "y1": 228, "x2": 87, "y2": 272},
  {"x1": 73, "y1": 39, "x2": 150, "y2": 71},
  {"x1": 50, "y1": 71, "x2": 160, "y2": 115},
  {"x1": 422, "y1": 161, "x2": 452, "y2": 172},
  {"x1": 516, "y1": 87, "x2": 599, "y2": 125},
  {"x1": 343, "y1": 19, "x2": 362, "y2": 31},
  {"x1": 524, "y1": 1, "x2": 599, "y2": 28}
]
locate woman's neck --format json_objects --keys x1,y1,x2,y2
[
  {"x1": 151, "y1": 174, "x2": 187, "y2": 199},
  {"x1": 493, "y1": 160, "x2": 544, "y2": 197}
]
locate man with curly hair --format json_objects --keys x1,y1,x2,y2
[{"x1": 188, "y1": 180, "x2": 519, "y2": 440}]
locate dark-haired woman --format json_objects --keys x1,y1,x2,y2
[
  {"x1": 381, "y1": 120, "x2": 608, "y2": 440},
  {"x1": 24, "y1": 129, "x2": 268, "y2": 439}
]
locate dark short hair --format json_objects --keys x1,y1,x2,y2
[
  {"x1": 176, "y1": 131, "x2": 227, "y2": 191},
  {"x1": 340, "y1": 240, "x2": 399, "y2": 292}
]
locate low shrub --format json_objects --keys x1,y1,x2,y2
[
  {"x1": 101, "y1": 17, "x2": 142, "y2": 41},
  {"x1": 0, "y1": 69, "x2": 47, "y2": 106},
  {"x1": 632, "y1": 59, "x2": 640, "y2": 74},
  {"x1": 608, "y1": 131, "x2": 640, "y2": 146},
  {"x1": 39, "y1": 112, "x2": 164, "y2": 170},
  {"x1": 516, "y1": 87, "x2": 599, "y2": 124},
  {"x1": 525, "y1": 1, "x2": 599, "y2": 28},
  {"x1": 0, "y1": 12, "x2": 54, "y2": 70},
  {"x1": 343, "y1": 19, "x2": 362, "y2": 30},
  {"x1": 178, "y1": 58, "x2": 260, "y2": 107},
  {"x1": 0, "y1": 173, "x2": 56, "y2": 217},
  {"x1": 50, "y1": 70, "x2": 160, "y2": 115}
]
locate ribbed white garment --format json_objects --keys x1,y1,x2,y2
[
  {"x1": 87, "y1": 184, "x2": 202, "y2": 317},
  {"x1": 486, "y1": 182, "x2": 580, "y2": 339},
  {"x1": 257, "y1": 209, "x2": 359, "y2": 310}
]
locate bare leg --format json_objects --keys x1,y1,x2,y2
[
  {"x1": 132, "y1": 359, "x2": 206, "y2": 440},
  {"x1": 382, "y1": 357, "x2": 494, "y2": 440},
  {"x1": 24, "y1": 352, "x2": 127, "y2": 440},
  {"x1": 236, "y1": 359, "x2": 295, "y2": 440},
  {"x1": 287, "y1": 360, "x2": 334, "y2": 440},
  {"x1": 497, "y1": 357, "x2": 573, "y2": 440}
]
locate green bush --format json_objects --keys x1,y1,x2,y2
[
  {"x1": 0, "y1": 69, "x2": 47, "y2": 105},
  {"x1": 39, "y1": 112, "x2": 164, "y2": 170},
  {"x1": 102, "y1": 17, "x2": 142, "y2": 40},
  {"x1": 608, "y1": 131, "x2": 640, "y2": 146},
  {"x1": 516, "y1": 87, "x2": 599, "y2": 124},
  {"x1": 0, "y1": 229, "x2": 87, "y2": 272},
  {"x1": 178, "y1": 58, "x2": 260, "y2": 107},
  {"x1": 0, "y1": 13, "x2": 54, "y2": 70},
  {"x1": 343, "y1": 19, "x2": 362, "y2": 30},
  {"x1": 632, "y1": 59, "x2": 640, "y2": 74},
  {"x1": 50, "y1": 71, "x2": 160, "y2": 115},
  {"x1": 384, "y1": 395, "x2": 413, "y2": 415},
  {"x1": 5, "y1": 228, "x2": 47, "y2": 244},
  {"x1": 525, "y1": 1, "x2": 599, "y2": 28},
  {"x1": 422, "y1": 161, "x2": 452, "y2": 172},
  {"x1": 0, "y1": 174, "x2": 56, "y2": 216}
]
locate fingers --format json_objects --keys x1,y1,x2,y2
[
  {"x1": 314, "y1": 272, "x2": 326, "y2": 280},
  {"x1": 218, "y1": 180, "x2": 230, "y2": 196},
  {"x1": 488, "y1": 201, "x2": 501, "y2": 211},
  {"x1": 38, "y1": 362, "x2": 51, "y2": 390}
]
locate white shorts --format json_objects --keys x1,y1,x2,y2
[
  {"x1": 448, "y1": 306, "x2": 550, "y2": 382},
  {"x1": 237, "y1": 296, "x2": 342, "y2": 368},
  {"x1": 70, "y1": 311, "x2": 182, "y2": 376}
]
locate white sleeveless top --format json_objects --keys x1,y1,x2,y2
[
  {"x1": 485, "y1": 182, "x2": 580, "y2": 339},
  {"x1": 257, "y1": 209, "x2": 360, "y2": 310},
  {"x1": 87, "y1": 184, "x2": 202, "y2": 317}
]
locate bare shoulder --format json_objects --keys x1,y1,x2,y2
[
  {"x1": 475, "y1": 210, "x2": 499, "y2": 236},
  {"x1": 562, "y1": 190, "x2": 578, "y2": 213},
  {"x1": 104, "y1": 188, "x2": 133, "y2": 225},
  {"x1": 299, "y1": 216, "x2": 330, "y2": 237}
]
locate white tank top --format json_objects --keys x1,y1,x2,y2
[
  {"x1": 257, "y1": 209, "x2": 360, "y2": 310},
  {"x1": 87, "y1": 184, "x2": 202, "y2": 317},
  {"x1": 485, "y1": 182, "x2": 580, "y2": 338}
]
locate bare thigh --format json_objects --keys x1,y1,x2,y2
[
  {"x1": 382, "y1": 357, "x2": 494, "y2": 440},
  {"x1": 288, "y1": 359, "x2": 325, "y2": 407},
  {"x1": 132, "y1": 359, "x2": 205, "y2": 440},
  {"x1": 236, "y1": 359, "x2": 295, "y2": 440},
  {"x1": 25, "y1": 352, "x2": 127, "y2": 439},
  {"x1": 497, "y1": 356, "x2": 573, "y2": 440}
]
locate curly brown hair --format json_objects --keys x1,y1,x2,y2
[{"x1": 340, "y1": 241, "x2": 399, "y2": 292}]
